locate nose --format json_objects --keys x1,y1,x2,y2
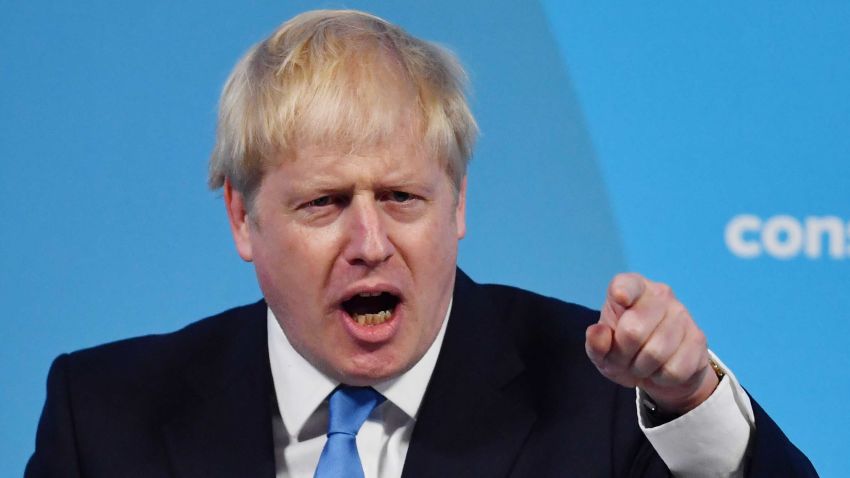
[{"x1": 343, "y1": 195, "x2": 395, "y2": 267}]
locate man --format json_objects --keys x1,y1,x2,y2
[{"x1": 27, "y1": 9, "x2": 816, "y2": 477}]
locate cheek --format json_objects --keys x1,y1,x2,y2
[
  {"x1": 253, "y1": 227, "x2": 330, "y2": 305},
  {"x1": 259, "y1": 224, "x2": 334, "y2": 269},
  {"x1": 400, "y1": 216, "x2": 459, "y2": 278}
]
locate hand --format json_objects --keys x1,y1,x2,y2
[{"x1": 585, "y1": 273, "x2": 719, "y2": 415}]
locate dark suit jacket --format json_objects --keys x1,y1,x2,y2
[{"x1": 26, "y1": 270, "x2": 817, "y2": 477}]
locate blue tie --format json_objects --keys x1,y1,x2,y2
[{"x1": 314, "y1": 386, "x2": 386, "y2": 478}]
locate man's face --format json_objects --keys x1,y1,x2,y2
[{"x1": 226, "y1": 129, "x2": 466, "y2": 385}]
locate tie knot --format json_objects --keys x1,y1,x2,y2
[{"x1": 327, "y1": 386, "x2": 386, "y2": 436}]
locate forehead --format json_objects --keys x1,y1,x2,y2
[
  {"x1": 294, "y1": 124, "x2": 425, "y2": 161},
  {"x1": 284, "y1": 132, "x2": 439, "y2": 183}
]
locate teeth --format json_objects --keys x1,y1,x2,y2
[
  {"x1": 357, "y1": 292, "x2": 383, "y2": 297},
  {"x1": 352, "y1": 310, "x2": 391, "y2": 326}
]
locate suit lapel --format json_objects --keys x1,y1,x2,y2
[
  {"x1": 162, "y1": 301, "x2": 277, "y2": 478},
  {"x1": 402, "y1": 270, "x2": 537, "y2": 478}
]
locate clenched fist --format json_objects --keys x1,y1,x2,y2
[{"x1": 585, "y1": 273, "x2": 719, "y2": 415}]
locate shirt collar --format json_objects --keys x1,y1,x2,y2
[{"x1": 267, "y1": 300, "x2": 452, "y2": 437}]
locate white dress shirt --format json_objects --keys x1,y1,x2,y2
[
  {"x1": 639, "y1": 352, "x2": 755, "y2": 477},
  {"x1": 267, "y1": 304, "x2": 754, "y2": 478},
  {"x1": 267, "y1": 303, "x2": 450, "y2": 478}
]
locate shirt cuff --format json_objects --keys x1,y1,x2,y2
[{"x1": 636, "y1": 352, "x2": 755, "y2": 477}]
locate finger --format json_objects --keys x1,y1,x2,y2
[
  {"x1": 585, "y1": 323, "x2": 614, "y2": 369},
  {"x1": 586, "y1": 323, "x2": 639, "y2": 388},
  {"x1": 643, "y1": 328, "x2": 713, "y2": 413},
  {"x1": 599, "y1": 299, "x2": 620, "y2": 329},
  {"x1": 607, "y1": 273, "x2": 647, "y2": 310},
  {"x1": 649, "y1": 325, "x2": 708, "y2": 389},
  {"x1": 629, "y1": 305, "x2": 688, "y2": 379},
  {"x1": 606, "y1": 298, "x2": 666, "y2": 368}
]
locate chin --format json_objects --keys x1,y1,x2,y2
[{"x1": 332, "y1": 353, "x2": 410, "y2": 386}]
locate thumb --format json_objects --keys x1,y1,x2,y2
[
  {"x1": 600, "y1": 273, "x2": 646, "y2": 326},
  {"x1": 585, "y1": 322, "x2": 613, "y2": 369}
]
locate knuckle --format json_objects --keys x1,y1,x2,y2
[
  {"x1": 671, "y1": 304, "x2": 689, "y2": 321},
  {"x1": 642, "y1": 342, "x2": 667, "y2": 366},
  {"x1": 659, "y1": 362, "x2": 687, "y2": 384},
  {"x1": 633, "y1": 350, "x2": 663, "y2": 377},
  {"x1": 653, "y1": 282, "x2": 673, "y2": 299},
  {"x1": 693, "y1": 329, "x2": 708, "y2": 349},
  {"x1": 668, "y1": 304, "x2": 690, "y2": 326},
  {"x1": 618, "y1": 319, "x2": 645, "y2": 345},
  {"x1": 667, "y1": 301, "x2": 688, "y2": 320}
]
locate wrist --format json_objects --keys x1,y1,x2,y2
[{"x1": 643, "y1": 359, "x2": 725, "y2": 418}]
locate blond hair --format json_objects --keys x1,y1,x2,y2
[{"x1": 208, "y1": 9, "x2": 478, "y2": 206}]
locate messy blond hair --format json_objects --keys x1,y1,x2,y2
[{"x1": 208, "y1": 9, "x2": 478, "y2": 207}]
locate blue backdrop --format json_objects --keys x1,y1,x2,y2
[{"x1": 3, "y1": 1, "x2": 847, "y2": 476}]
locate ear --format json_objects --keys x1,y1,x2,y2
[
  {"x1": 455, "y1": 175, "x2": 467, "y2": 240},
  {"x1": 224, "y1": 177, "x2": 254, "y2": 262}
]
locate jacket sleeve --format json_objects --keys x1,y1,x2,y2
[
  {"x1": 25, "y1": 354, "x2": 83, "y2": 478},
  {"x1": 746, "y1": 397, "x2": 819, "y2": 477}
]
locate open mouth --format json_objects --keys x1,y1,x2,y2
[{"x1": 341, "y1": 292, "x2": 400, "y2": 326}]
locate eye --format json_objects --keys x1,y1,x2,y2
[
  {"x1": 305, "y1": 196, "x2": 335, "y2": 208},
  {"x1": 387, "y1": 191, "x2": 414, "y2": 203}
]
